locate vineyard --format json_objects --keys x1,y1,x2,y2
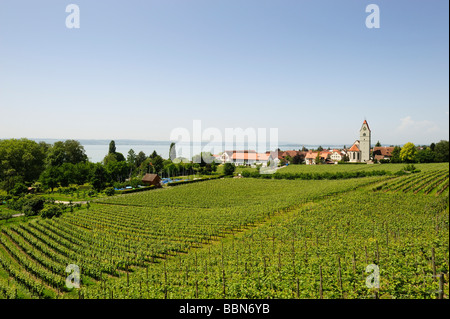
[
  {"x1": 0, "y1": 163, "x2": 448, "y2": 299},
  {"x1": 373, "y1": 168, "x2": 449, "y2": 196}
]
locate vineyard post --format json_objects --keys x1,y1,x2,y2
[
  {"x1": 126, "y1": 263, "x2": 129, "y2": 287},
  {"x1": 319, "y1": 265, "x2": 323, "y2": 299},
  {"x1": 338, "y1": 257, "x2": 343, "y2": 298},
  {"x1": 376, "y1": 241, "x2": 380, "y2": 264},
  {"x1": 296, "y1": 278, "x2": 300, "y2": 298},
  {"x1": 438, "y1": 273, "x2": 444, "y2": 299},
  {"x1": 164, "y1": 262, "x2": 168, "y2": 299},
  {"x1": 195, "y1": 280, "x2": 199, "y2": 299},
  {"x1": 222, "y1": 269, "x2": 226, "y2": 298},
  {"x1": 432, "y1": 248, "x2": 436, "y2": 281}
]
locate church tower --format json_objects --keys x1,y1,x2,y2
[{"x1": 359, "y1": 120, "x2": 371, "y2": 162}]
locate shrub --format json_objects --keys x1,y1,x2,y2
[
  {"x1": 105, "y1": 187, "x2": 115, "y2": 196},
  {"x1": 223, "y1": 163, "x2": 235, "y2": 176},
  {"x1": 40, "y1": 204, "x2": 63, "y2": 219},
  {"x1": 22, "y1": 195, "x2": 45, "y2": 216},
  {"x1": 241, "y1": 170, "x2": 251, "y2": 178},
  {"x1": 10, "y1": 183, "x2": 28, "y2": 196}
]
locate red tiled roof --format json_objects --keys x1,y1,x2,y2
[
  {"x1": 373, "y1": 147, "x2": 394, "y2": 157},
  {"x1": 348, "y1": 144, "x2": 360, "y2": 152}
]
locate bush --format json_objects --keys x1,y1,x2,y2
[
  {"x1": 241, "y1": 170, "x2": 251, "y2": 178},
  {"x1": 223, "y1": 163, "x2": 236, "y2": 176},
  {"x1": 104, "y1": 187, "x2": 115, "y2": 196},
  {"x1": 10, "y1": 183, "x2": 28, "y2": 197},
  {"x1": 22, "y1": 195, "x2": 45, "y2": 216},
  {"x1": 40, "y1": 204, "x2": 63, "y2": 219},
  {"x1": 403, "y1": 164, "x2": 417, "y2": 172}
]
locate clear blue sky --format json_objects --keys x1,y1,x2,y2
[{"x1": 0, "y1": 0, "x2": 448, "y2": 146}]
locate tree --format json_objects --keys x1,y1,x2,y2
[
  {"x1": 391, "y1": 146, "x2": 402, "y2": 163},
  {"x1": 317, "y1": 146, "x2": 323, "y2": 152},
  {"x1": 136, "y1": 151, "x2": 147, "y2": 168},
  {"x1": 415, "y1": 148, "x2": 435, "y2": 163},
  {"x1": 39, "y1": 167, "x2": 60, "y2": 192},
  {"x1": 400, "y1": 142, "x2": 417, "y2": 163},
  {"x1": 315, "y1": 152, "x2": 321, "y2": 165},
  {"x1": 109, "y1": 140, "x2": 116, "y2": 154},
  {"x1": 40, "y1": 204, "x2": 63, "y2": 219},
  {"x1": 375, "y1": 141, "x2": 381, "y2": 147},
  {"x1": 434, "y1": 140, "x2": 449, "y2": 162},
  {"x1": 46, "y1": 140, "x2": 88, "y2": 167},
  {"x1": 149, "y1": 150, "x2": 158, "y2": 159},
  {"x1": 150, "y1": 155, "x2": 164, "y2": 174},
  {"x1": 223, "y1": 163, "x2": 235, "y2": 176},
  {"x1": 292, "y1": 154, "x2": 303, "y2": 164},
  {"x1": 106, "y1": 161, "x2": 130, "y2": 183},
  {"x1": 0, "y1": 138, "x2": 48, "y2": 186},
  {"x1": 91, "y1": 164, "x2": 108, "y2": 192},
  {"x1": 22, "y1": 195, "x2": 45, "y2": 217}
]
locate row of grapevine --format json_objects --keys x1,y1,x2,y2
[{"x1": 82, "y1": 190, "x2": 448, "y2": 299}]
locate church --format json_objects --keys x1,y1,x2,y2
[{"x1": 347, "y1": 120, "x2": 371, "y2": 163}]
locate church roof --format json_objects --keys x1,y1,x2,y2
[{"x1": 348, "y1": 144, "x2": 360, "y2": 152}]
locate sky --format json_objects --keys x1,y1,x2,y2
[{"x1": 0, "y1": 0, "x2": 448, "y2": 146}]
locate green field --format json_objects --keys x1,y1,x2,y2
[{"x1": 0, "y1": 163, "x2": 448, "y2": 299}]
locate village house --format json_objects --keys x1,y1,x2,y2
[
  {"x1": 217, "y1": 150, "x2": 276, "y2": 167},
  {"x1": 372, "y1": 146, "x2": 395, "y2": 162},
  {"x1": 305, "y1": 150, "x2": 332, "y2": 165}
]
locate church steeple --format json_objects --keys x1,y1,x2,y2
[{"x1": 359, "y1": 120, "x2": 371, "y2": 162}]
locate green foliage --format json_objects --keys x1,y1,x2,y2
[
  {"x1": 0, "y1": 139, "x2": 48, "y2": 188},
  {"x1": 400, "y1": 142, "x2": 417, "y2": 163},
  {"x1": 9, "y1": 183, "x2": 28, "y2": 197},
  {"x1": 22, "y1": 195, "x2": 45, "y2": 217},
  {"x1": 91, "y1": 164, "x2": 108, "y2": 192},
  {"x1": 391, "y1": 146, "x2": 402, "y2": 163},
  {"x1": 223, "y1": 163, "x2": 236, "y2": 176},
  {"x1": 104, "y1": 187, "x2": 115, "y2": 196},
  {"x1": 40, "y1": 204, "x2": 63, "y2": 219},
  {"x1": 434, "y1": 140, "x2": 449, "y2": 162},
  {"x1": 46, "y1": 140, "x2": 88, "y2": 167}
]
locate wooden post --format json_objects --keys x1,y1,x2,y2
[
  {"x1": 126, "y1": 264, "x2": 129, "y2": 287},
  {"x1": 438, "y1": 273, "x2": 444, "y2": 299},
  {"x1": 364, "y1": 246, "x2": 368, "y2": 265},
  {"x1": 222, "y1": 269, "x2": 226, "y2": 298},
  {"x1": 352, "y1": 252, "x2": 356, "y2": 275},
  {"x1": 432, "y1": 248, "x2": 437, "y2": 281},
  {"x1": 319, "y1": 265, "x2": 323, "y2": 299},
  {"x1": 338, "y1": 257, "x2": 343, "y2": 298},
  {"x1": 376, "y1": 241, "x2": 380, "y2": 264},
  {"x1": 296, "y1": 278, "x2": 300, "y2": 298}
]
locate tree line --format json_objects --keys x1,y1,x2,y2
[{"x1": 0, "y1": 139, "x2": 220, "y2": 195}]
